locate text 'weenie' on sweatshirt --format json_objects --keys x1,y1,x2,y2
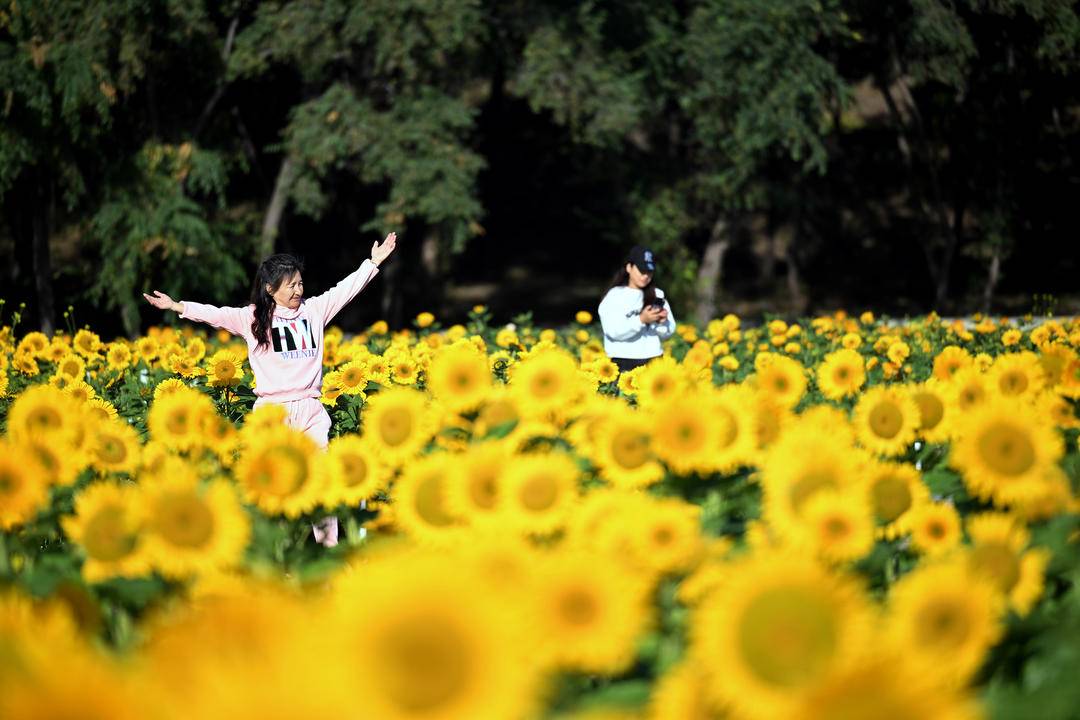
[
  {"x1": 179, "y1": 260, "x2": 380, "y2": 403},
  {"x1": 597, "y1": 286, "x2": 677, "y2": 360}
]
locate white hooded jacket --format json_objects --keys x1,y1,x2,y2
[{"x1": 597, "y1": 286, "x2": 677, "y2": 359}]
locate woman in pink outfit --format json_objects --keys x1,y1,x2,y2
[{"x1": 143, "y1": 232, "x2": 398, "y2": 546}]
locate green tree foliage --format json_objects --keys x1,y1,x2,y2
[
  {"x1": 87, "y1": 142, "x2": 249, "y2": 334},
  {"x1": 229, "y1": 0, "x2": 487, "y2": 251}
]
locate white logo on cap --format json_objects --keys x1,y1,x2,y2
[{"x1": 644, "y1": 250, "x2": 653, "y2": 263}]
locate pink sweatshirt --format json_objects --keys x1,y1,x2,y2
[{"x1": 179, "y1": 260, "x2": 380, "y2": 402}]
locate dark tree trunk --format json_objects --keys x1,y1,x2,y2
[
  {"x1": 259, "y1": 156, "x2": 297, "y2": 260},
  {"x1": 694, "y1": 215, "x2": 731, "y2": 325},
  {"x1": 32, "y1": 173, "x2": 55, "y2": 335}
]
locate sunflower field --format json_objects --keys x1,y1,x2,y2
[{"x1": 1, "y1": 305, "x2": 1079, "y2": 720}]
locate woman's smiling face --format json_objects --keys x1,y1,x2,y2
[{"x1": 268, "y1": 271, "x2": 304, "y2": 309}]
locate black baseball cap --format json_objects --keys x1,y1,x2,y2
[{"x1": 628, "y1": 245, "x2": 657, "y2": 273}]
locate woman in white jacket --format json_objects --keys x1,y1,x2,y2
[{"x1": 597, "y1": 245, "x2": 677, "y2": 372}]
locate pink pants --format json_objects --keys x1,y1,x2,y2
[{"x1": 254, "y1": 397, "x2": 332, "y2": 449}]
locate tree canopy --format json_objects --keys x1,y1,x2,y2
[{"x1": 2, "y1": 0, "x2": 1079, "y2": 334}]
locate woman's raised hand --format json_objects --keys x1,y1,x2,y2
[
  {"x1": 143, "y1": 290, "x2": 181, "y2": 313},
  {"x1": 370, "y1": 231, "x2": 398, "y2": 267}
]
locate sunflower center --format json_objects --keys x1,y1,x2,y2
[
  {"x1": 156, "y1": 493, "x2": 214, "y2": 549},
  {"x1": 0, "y1": 469, "x2": 20, "y2": 495},
  {"x1": 379, "y1": 407, "x2": 415, "y2": 447},
  {"x1": 165, "y1": 409, "x2": 189, "y2": 436},
  {"x1": 413, "y1": 471, "x2": 456, "y2": 527},
  {"x1": 999, "y1": 371, "x2": 1028, "y2": 395},
  {"x1": 531, "y1": 371, "x2": 559, "y2": 398},
  {"x1": 611, "y1": 429, "x2": 649, "y2": 470},
  {"x1": 340, "y1": 454, "x2": 369, "y2": 487},
  {"x1": 83, "y1": 506, "x2": 136, "y2": 562},
  {"x1": 914, "y1": 597, "x2": 972, "y2": 649},
  {"x1": 519, "y1": 474, "x2": 558, "y2": 512},
  {"x1": 468, "y1": 472, "x2": 498, "y2": 510},
  {"x1": 652, "y1": 526, "x2": 675, "y2": 547},
  {"x1": 969, "y1": 543, "x2": 1021, "y2": 593},
  {"x1": 97, "y1": 436, "x2": 128, "y2": 465},
  {"x1": 254, "y1": 447, "x2": 309, "y2": 496},
  {"x1": 738, "y1": 587, "x2": 839, "y2": 688},
  {"x1": 868, "y1": 402, "x2": 903, "y2": 439},
  {"x1": 912, "y1": 392, "x2": 944, "y2": 430},
  {"x1": 214, "y1": 362, "x2": 236, "y2": 379},
  {"x1": 977, "y1": 422, "x2": 1035, "y2": 477},
  {"x1": 342, "y1": 368, "x2": 364, "y2": 387},
  {"x1": 871, "y1": 475, "x2": 913, "y2": 523},
  {"x1": 823, "y1": 516, "x2": 851, "y2": 540},
  {"x1": 377, "y1": 620, "x2": 469, "y2": 713},
  {"x1": 926, "y1": 520, "x2": 947, "y2": 540},
  {"x1": 790, "y1": 471, "x2": 839, "y2": 515},
  {"x1": 452, "y1": 370, "x2": 473, "y2": 389},
  {"x1": 29, "y1": 407, "x2": 63, "y2": 432},
  {"x1": 558, "y1": 588, "x2": 599, "y2": 626}
]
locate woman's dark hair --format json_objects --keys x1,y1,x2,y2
[
  {"x1": 251, "y1": 254, "x2": 304, "y2": 352},
  {"x1": 606, "y1": 260, "x2": 657, "y2": 309}
]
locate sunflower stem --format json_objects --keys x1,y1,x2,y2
[{"x1": 0, "y1": 533, "x2": 10, "y2": 578}]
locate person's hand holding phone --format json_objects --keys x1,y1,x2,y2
[{"x1": 640, "y1": 305, "x2": 664, "y2": 324}]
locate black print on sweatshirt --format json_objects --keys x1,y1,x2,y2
[{"x1": 272, "y1": 319, "x2": 319, "y2": 358}]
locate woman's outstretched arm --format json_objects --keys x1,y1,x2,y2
[
  {"x1": 143, "y1": 290, "x2": 251, "y2": 338},
  {"x1": 307, "y1": 232, "x2": 398, "y2": 325}
]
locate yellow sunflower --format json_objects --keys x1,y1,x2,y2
[
  {"x1": 648, "y1": 660, "x2": 726, "y2": 720},
  {"x1": 752, "y1": 352, "x2": 808, "y2": 409},
  {"x1": 234, "y1": 426, "x2": 323, "y2": 517},
  {"x1": 949, "y1": 396, "x2": 1064, "y2": 507},
  {"x1": 390, "y1": 453, "x2": 462, "y2": 543},
  {"x1": 909, "y1": 378, "x2": 954, "y2": 443},
  {"x1": 134, "y1": 336, "x2": 159, "y2": 364},
  {"x1": 509, "y1": 346, "x2": 587, "y2": 418},
  {"x1": 147, "y1": 386, "x2": 217, "y2": 452},
  {"x1": 799, "y1": 490, "x2": 876, "y2": 563},
  {"x1": 320, "y1": 434, "x2": 388, "y2": 508},
  {"x1": 633, "y1": 356, "x2": 688, "y2": 409},
  {"x1": 816, "y1": 348, "x2": 866, "y2": 400},
  {"x1": 791, "y1": 652, "x2": 983, "y2": 720},
  {"x1": 105, "y1": 341, "x2": 133, "y2": 372},
  {"x1": 326, "y1": 554, "x2": 542, "y2": 720},
  {"x1": 965, "y1": 513, "x2": 1050, "y2": 616},
  {"x1": 907, "y1": 501, "x2": 963, "y2": 556},
  {"x1": 760, "y1": 424, "x2": 866, "y2": 543},
  {"x1": 529, "y1": 547, "x2": 653, "y2": 675},
  {"x1": 6, "y1": 383, "x2": 84, "y2": 447},
  {"x1": 54, "y1": 353, "x2": 86, "y2": 383},
  {"x1": 443, "y1": 440, "x2": 513, "y2": 524},
  {"x1": 335, "y1": 359, "x2": 368, "y2": 395},
  {"x1": 61, "y1": 481, "x2": 149, "y2": 583},
  {"x1": 0, "y1": 442, "x2": 49, "y2": 530},
  {"x1": 947, "y1": 366, "x2": 991, "y2": 412},
  {"x1": 852, "y1": 385, "x2": 920, "y2": 456},
  {"x1": 361, "y1": 386, "x2": 436, "y2": 467},
  {"x1": 205, "y1": 349, "x2": 244, "y2": 388},
  {"x1": 425, "y1": 341, "x2": 492, "y2": 412},
  {"x1": 72, "y1": 328, "x2": 102, "y2": 358},
  {"x1": 89, "y1": 418, "x2": 142, "y2": 475},
  {"x1": 152, "y1": 377, "x2": 189, "y2": 402},
  {"x1": 141, "y1": 474, "x2": 251, "y2": 579},
  {"x1": 650, "y1": 395, "x2": 724, "y2": 476},
  {"x1": 501, "y1": 451, "x2": 581, "y2": 536},
  {"x1": 621, "y1": 497, "x2": 705, "y2": 577},
  {"x1": 691, "y1": 550, "x2": 874, "y2": 719},
  {"x1": 932, "y1": 345, "x2": 973, "y2": 380},
  {"x1": 884, "y1": 558, "x2": 1004, "y2": 687},
  {"x1": 988, "y1": 351, "x2": 1046, "y2": 401},
  {"x1": 865, "y1": 460, "x2": 930, "y2": 538},
  {"x1": 587, "y1": 406, "x2": 665, "y2": 489}
]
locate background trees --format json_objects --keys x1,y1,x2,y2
[{"x1": 2, "y1": 0, "x2": 1078, "y2": 334}]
